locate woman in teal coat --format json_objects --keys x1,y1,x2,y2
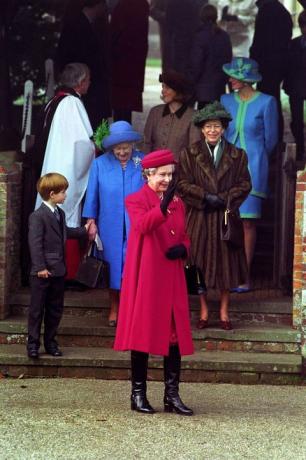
[
  {"x1": 221, "y1": 57, "x2": 278, "y2": 292},
  {"x1": 83, "y1": 121, "x2": 144, "y2": 325}
]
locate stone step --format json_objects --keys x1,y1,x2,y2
[
  {"x1": 9, "y1": 289, "x2": 292, "y2": 325},
  {"x1": 0, "y1": 344, "x2": 302, "y2": 384},
  {"x1": 0, "y1": 316, "x2": 300, "y2": 354}
]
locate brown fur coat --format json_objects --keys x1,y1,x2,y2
[{"x1": 177, "y1": 139, "x2": 252, "y2": 289}]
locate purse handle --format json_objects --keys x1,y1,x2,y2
[
  {"x1": 226, "y1": 195, "x2": 232, "y2": 211},
  {"x1": 224, "y1": 196, "x2": 240, "y2": 225},
  {"x1": 223, "y1": 195, "x2": 232, "y2": 226},
  {"x1": 86, "y1": 234, "x2": 103, "y2": 256},
  {"x1": 224, "y1": 195, "x2": 242, "y2": 226},
  {"x1": 224, "y1": 209, "x2": 230, "y2": 226}
]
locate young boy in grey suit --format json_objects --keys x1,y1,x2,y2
[{"x1": 27, "y1": 173, "x2": 90, "y2": 359}]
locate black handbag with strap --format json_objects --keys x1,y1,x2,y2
[
  {"x1": 184, "y1": 265, "x2": 207, "y2": 295},
  {"x1": 75, "y1": 243, "x2": 110, "y2": 289},
  {"x1": 220, "y1": 208, "x2": 244, "y2": 249}
]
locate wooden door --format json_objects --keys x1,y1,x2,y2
[{"x1": 251, "y1": 143, "x2": 296, "y2": 293}]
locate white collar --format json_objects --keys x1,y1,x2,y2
[
  {"x1": 205, "y1": 139, "x2": 222, "y2": 157},
  {"x1": 43, "y1": 201, "x2": 56, "y2": 213}
]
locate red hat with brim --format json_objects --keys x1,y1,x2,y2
[{"x1": 141, "y1": 149, "x2": 177, "y2": 169}]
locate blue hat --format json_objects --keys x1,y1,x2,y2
[
  {"x1": 102, "y1": 121, "x2": 142, "y2": 150},
  {"x1": 222, "y1": 57, "x2": 262, "y2": 83}
]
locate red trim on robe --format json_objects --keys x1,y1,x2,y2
[{"x1": 65, "y1": 239, "x2": 81, "y2": 280}]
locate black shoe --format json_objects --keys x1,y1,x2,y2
[
  {"x1": 164, "y1": 394, "x2": 193, "y2": 416},
  {"x1": 164, "y1": 344, "x2": 193, "y2": 416},
  {"x1": 108, "y1": 319, "x2": 117, "y2": 327},
  {"x1": 45, "y1": 348, "x2": 63, "y2": 357},
  {"x1": 131, "y1": 394, "x2": 155, "y2": 414},
  {"x1": 64, "y1": 280, "x2": 87, "y2": 291},
  {"x1": 27, "y1": 349, "x2": 39, "y2": 359},
  {"x1": 130, "y1": 350, "x2": 155, "y2": 414}
]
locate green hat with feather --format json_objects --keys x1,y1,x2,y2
[{"x1": 193, "y1": 101, "x2": 232, "y2": 127}]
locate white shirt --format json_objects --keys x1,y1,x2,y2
[{"x1": 43, "y1": 201, "x2": 56, "y2": 212}]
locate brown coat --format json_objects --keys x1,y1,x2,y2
[
  {"x1": 177, "y1": 139, "x2": 252, "y2": 290},
  {"x1": 143, "y1": 104, "x2": 201, "y2": 158}
]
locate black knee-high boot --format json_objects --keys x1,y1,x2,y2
[
  {"x1": 131, "y1": 350, "x2": 155, "y2": 414},
  {"x1": 164, "y1": 344, "x2": 193, "y2": 416}
]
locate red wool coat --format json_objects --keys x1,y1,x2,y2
[{"x1": 114, "y1": 184, "x2": 194, "y2": 356}]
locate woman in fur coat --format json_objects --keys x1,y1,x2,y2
[{"x1": 177, "y1": 101, "x2": 251, "y2": 330}]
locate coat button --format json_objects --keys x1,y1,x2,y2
[{"x1": 170, "y1": 230, "x2": 175, "y2": 235}]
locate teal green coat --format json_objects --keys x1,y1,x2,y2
[{"x1": 221, "y1": 92, "x2": 278, "y2": 198}]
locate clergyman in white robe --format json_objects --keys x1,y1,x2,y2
[{"x1": 36, "y1": 95, "x2": 95, "y2": 227}]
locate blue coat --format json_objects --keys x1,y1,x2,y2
[
  {"x1": 82, "y1": 150, "x2": 144, "y2": 289},
  {"x1": 221, "y1": 92, "x2": 278, "y2": 198}
]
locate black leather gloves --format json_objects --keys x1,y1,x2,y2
[
  {"x1": 203, "y1": 193, "x2": 225, "y2": 211},
  {"x1": 160, "y1": 178, "x2": 177, "y2": 215},
  {"x1": 165, "y1": 244, "x2": 187, "y2": 260}
]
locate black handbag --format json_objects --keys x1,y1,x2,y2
[
  {"x1": 221, "y1": 209, "x2": 244, "y2": 249},
  {"x1": 184, "y1": 265, "x2": 206, "y2": 295},
  {"x1": 75, "y1": 243, "x2": 110, "y2": 289}
]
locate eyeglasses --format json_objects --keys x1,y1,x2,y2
[{"x1": 203, "y1": 124, "x2": 223, "y2": 131}]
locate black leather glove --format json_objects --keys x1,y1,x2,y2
[
  {"x1": 204, "y1": 193, "x2": 225, "y2": 210},
  {"x1": 165, "y1": 244, "x2": 187, "y2": 260},
  {"x1": 160, "y1": 177, "x2": 177, "y2": 215}
]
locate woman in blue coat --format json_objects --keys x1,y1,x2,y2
[
  {"x1": 83, "y1": 121, "x2": 144, "y2": 325},
  {"x1": 221, "y1": 57, "x2": 278, "y2": 292}
]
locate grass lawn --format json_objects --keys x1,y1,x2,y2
[{"x1": 146, "y1": 57, "x2": 162, "y2": 68}]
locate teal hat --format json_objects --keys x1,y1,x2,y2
[
  {"x1": 222, "y1": 57, "x2": 262, "y2": 83},
  {"x1": 102, "y1": 121, "x2": 141, "y2": 150},
  {"x1": 193, "y1": 101, "x2": 232, "y2": 126}
]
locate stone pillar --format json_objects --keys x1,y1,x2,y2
[
  {"x1": 0, "y1": 164, "x2": 22, "y2": 319},
  {"x1": 292, "y1": 170, "x2": 306, "y2": 375}
]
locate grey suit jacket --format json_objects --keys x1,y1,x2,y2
[{"x1": 28, "y1": 203, "x2": 87, "y2": 276}]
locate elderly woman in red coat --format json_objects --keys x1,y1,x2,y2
[{"x1": 114, "y1": 149, "x2": 194, "y2": 416}]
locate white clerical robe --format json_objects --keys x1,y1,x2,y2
[{"x1": 36, "y1": 95, "x2": 95, "y2": 227}]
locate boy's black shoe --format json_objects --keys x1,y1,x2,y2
[
  {"x1": 27, "y1": 349, "x2": 39, "y2": 359},
  {"x1": 45, "y1": 347, "x2": 63, "y2": 357}
]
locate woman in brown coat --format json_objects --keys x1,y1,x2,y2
[
  {"x1": 177, "y1": 101, "x2": 251, "y2": 330},
  {"x1": 144, "y1": 70, "x2": 201, "y2": 158}
]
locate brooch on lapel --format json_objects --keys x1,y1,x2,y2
[{"x1": 132, "y1": 156, "x2": 142, "y2": 168}]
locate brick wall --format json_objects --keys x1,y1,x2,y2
[
  {"x1": 293, "y1": 169, "x2": 306, "y2": 373},
  {"x1": 0, "y1": 164, "x2": 22, "y2": 319}
]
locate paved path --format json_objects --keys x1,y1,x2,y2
[{"x1": 0, "y1": 379, "x2": 305, "y2": 460}]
